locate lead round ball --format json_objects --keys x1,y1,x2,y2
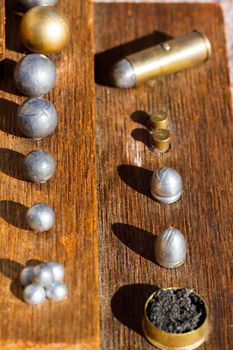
[
  {"x1": 151, "y1": 167, "x2": 183, "y2": 204},
  {"x1": 23, "y1": 283, "x2": 46, "y2": 305},
  {"x1": 20, "y1": 6, "x2": 70, "y2": 54},
  {"x1": 32, "y1": 264, "x2": 54, "y2": 286},
  {"x1": 20, "y1": 266, "x2": 34, "y2": 286},
  {"x1": 19, "y1": 0, "x2": 57, "y2": 10},
  {"x1": 14, "y1": 54, "x2": 56, "y2": 97},
  {"x1": 24, "y1": 150, "x2": 55, "y2": 183},
  {"x1": 46, "y1": 281, "x2": 68, "y2": 301},
  {"x1": 26, "y1": 203, "x2": 55, "y2": 232},
  {"x1": 17, "y1": 97, "x2": 58, "y2": 140},
  {"x1": 155, "y1": 227, "x2": 187, "y2": 268},
  {"x1": 47, "y1": 262, "x2": 65, "y2": 282}
]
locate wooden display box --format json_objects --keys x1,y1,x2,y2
[{"x1": 0, "y1": 1, "x2": 231, "y2": 349}]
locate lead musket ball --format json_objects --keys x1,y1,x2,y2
[
  {"x1": 46, "y1": 281, "x2": 68, "y2": 301},
  {"x1": 151, "y1": 167, "x2": 183, "y2": 204},
  {"x1": 24, "y1": 150, "x2": 55, "y2": 183},
  {"x1": 18, "y1": 0, "x2": 57, "y2": 10},
  {"x1": 14, "y1": 54, "x2": 56, "y2": 97},
  {"x1": 155, "y1": 227, "x2": 187, "y2": 268},
  {"x1": 47, "y1": 262, "x2": 65, "y2": 282},
  {"x1": 20, "y1": 266, "x2": 34, "y2": 286},
  {"x1": 26, "y1": 203, "x2": 55, "y2": 232},
  {"x1": 32, "y1": 264, "x2": 54, "y2": 286},
  {"x1": 17, "y1": 97, "x2": 58, "y2": 140},
  {"x1": 23, "y1": 283, "x2": 46, "y2": 305}
]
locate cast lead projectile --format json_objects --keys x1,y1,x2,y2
[{"x1": 110, "y1": 31, "x2": 211, "y2": 88}]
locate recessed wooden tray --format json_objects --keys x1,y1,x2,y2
[
  {"x1": 0, "y1": 1, "x2": 99, "y2": 349},
  {"x1": 94, "y1": 3, "x2": 232, "y2": 350},
  {"x1": 0, "y1": 1, "x2": 232, "y2": 349}
]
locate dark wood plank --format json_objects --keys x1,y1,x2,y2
[
  {"x1": 0, "y1": 0, "x2": 100, "y2": 348},
  {"x1": 0, "y1": 0, "x2": 5, "y2": 60},
  {"x1": 94, "y1": 3, "x2": 232, "y2": 350}
]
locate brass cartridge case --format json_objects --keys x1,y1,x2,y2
[
  {"x1": 142, "y1": 288, "x2": 209, "y2": 350},
  {"x1": 111, "y1": 31, "x2": 211, "y2": 88}
]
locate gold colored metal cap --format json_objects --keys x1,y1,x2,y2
[
  {"x1": 152, "y1": 129, "x2": 171, "y2": 153},
  {"x1": 142, "y1": 289, "x2": 209, "y2": 350},
  {"x1": 150, "y1": 112, "x2": 168, "y2": 129}
]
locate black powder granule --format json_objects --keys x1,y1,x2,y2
[{"x1": 146, "y1": 288, "x2": 206, "y2": 334}]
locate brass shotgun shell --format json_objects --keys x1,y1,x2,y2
[
  {"x1": 150, "y1": 112, "x2": 168, "y2": 129},
  {"x1": 111, "y1": 31, "x2": 211, "y2": 88},
  {"x1": 142, "y1": 289, "x2": 209, "y2": 350},
  {"x1": 152, "y1": 129, "x2": 171, "y2": 153}
]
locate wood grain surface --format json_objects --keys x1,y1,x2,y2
[
  {"x1": 94, "y1": 3, "x2": 233, "y2": 350},
  {"x1": 0, "y1": 0, "x2": 5, "y2": 60},
  {"x1": 0, "y1": 1, "x2": 99, "y2": 349}
]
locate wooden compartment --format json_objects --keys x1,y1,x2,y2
[{"x1": 94, "y1": 3, "x2": 232, "y2": 350}]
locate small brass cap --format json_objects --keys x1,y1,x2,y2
[
  {"x1": 150, "y1": 112, "x2": 168, "y2": 129},
  {"x1": 152, "y1": 129, "x2": 171, "y2": 153}
]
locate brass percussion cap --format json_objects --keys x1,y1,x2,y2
[
  {"x1": 150, "y1": 112, "x2": 168, "y2": 129},
  {"x1": 142, "y1": 288, "x2": 209, "y2": 350},
  {"x1": 152, "y1": 128, "x2": 171, "y2": 153}
]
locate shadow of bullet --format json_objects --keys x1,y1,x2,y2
[
  {"x1": 111, "y1": 223, "x2": 156, "y2": 263},
  {"x1": 111, "y1": 283, "x2": 159, "y2": 335},
  {"x1": 117, "y1": 164, "x2": 153, "y2": 198}
]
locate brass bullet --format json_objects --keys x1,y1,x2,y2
[
  {"x1": 150, "y1": 112, "x2": 168, "y2": 129},
  {"x1": 152, "y1": 129, "x2": 171, "y2": 153},
  {"x1": 111, "y1": 31, "x2": 211, "y2": 88},
  {"x1": 20, "y1": 6, "x2": 70, "y2": 54}
]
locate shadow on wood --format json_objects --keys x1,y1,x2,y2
[
  {"x1": 131, "y1": 128, "x2": 152, "y2": 150},
  {"x1": 111, "y1": 223, "x2": 156, "y2": 263},
  {"x1": 117, "y1": 165, "x2": 153, "y2": 198},
  {"x1": 0, "y1": 99, "x2": 24, "y2": 137},
  {"x1": 0, "y1": 200, "x2": 29, "y2": 230},
  {"x1": 0, "y1": 259, "x2": 24, "y2": 302},
  {"x1": 5, "y1": 0, "x2": 26, "y2": 54},
  {"x1": 95, "y1": 31, "x2": 173, "y2": 86},
  {"x1": 111, "y1": 283, "x2": 159, "y2": 335},
  {"x1": 0, "y1": 148, "x2": 27, "y2": 181},
  {"x1": 0, "y1": 59, "x2": 20, "y2": 95},
  {"x1": 130, "y1": 110, "x2": 150, "y2": 127}
]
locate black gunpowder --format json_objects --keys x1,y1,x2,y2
[{"x1": 146, "y1": 288, "x2": 206, "y2": 334}]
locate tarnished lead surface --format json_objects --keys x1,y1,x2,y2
[
  {"x1": 26, "y1": 203, "x2": 55, "y2": 232},
  {"x1": 151, "y1": 167, "x2": 183, "y2": 204},
  {"x1": 14, "y1": 54, "x2": 56, "y2": 97},
  {"x1": 17, "y1": 97, "x2": 58, "y2": 140},
  {"x1": 155, "y1": 228, "x2": 187, "y2": 268},
  {"x1": 24, "y1": 150, "x2": 55, "y2": 183}
]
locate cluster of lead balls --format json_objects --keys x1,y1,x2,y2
[{"x1": 21, "y1": 263, "x2": 68, "y2": 305}]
